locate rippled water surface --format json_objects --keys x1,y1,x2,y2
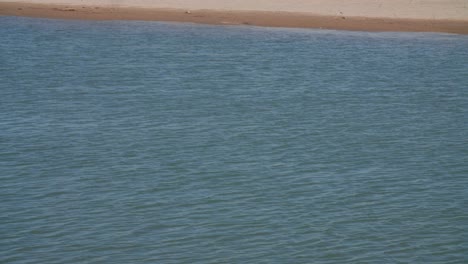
[{"x1": 1, "y1": 17, "x2": 468, "y2": 263}]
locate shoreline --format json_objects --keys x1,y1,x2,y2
[{"x1": 1, "y1": 2, "x2": 468, "y2": 34}]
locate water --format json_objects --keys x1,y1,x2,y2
[{"x1": 1, "y1": 16, "x2": 468, "y2": 263}]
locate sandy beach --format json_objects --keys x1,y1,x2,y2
[{"x1": 1, "y1": 0, "x2": 468, "y2": 33}]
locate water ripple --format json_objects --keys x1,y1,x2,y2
[{"x1": 1, "y1": 17, "x2": 468, "y2": 263}]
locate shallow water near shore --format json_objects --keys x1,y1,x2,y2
[{"x1": 1, "y1": 16, "x2": 468, "y2": 263}]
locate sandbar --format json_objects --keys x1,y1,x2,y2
[{"x1": 1, "y1": 0, "x2": 468, "y2": 34}]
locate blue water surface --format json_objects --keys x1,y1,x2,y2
[{"x1": 1, "y1": 16, "x2": 468, "y2": 263}]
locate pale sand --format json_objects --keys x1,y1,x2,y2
[{"x1": 1, "y1": 0, "x2": 468, "y2": 34}]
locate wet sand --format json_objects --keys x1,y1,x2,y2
[{"x1": 1, "y1": 1, "x2": 468, "y2": 34}]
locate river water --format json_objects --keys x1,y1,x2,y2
[{"x1": 1, "y1": 17, "x2": 468, "y2": 263}]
